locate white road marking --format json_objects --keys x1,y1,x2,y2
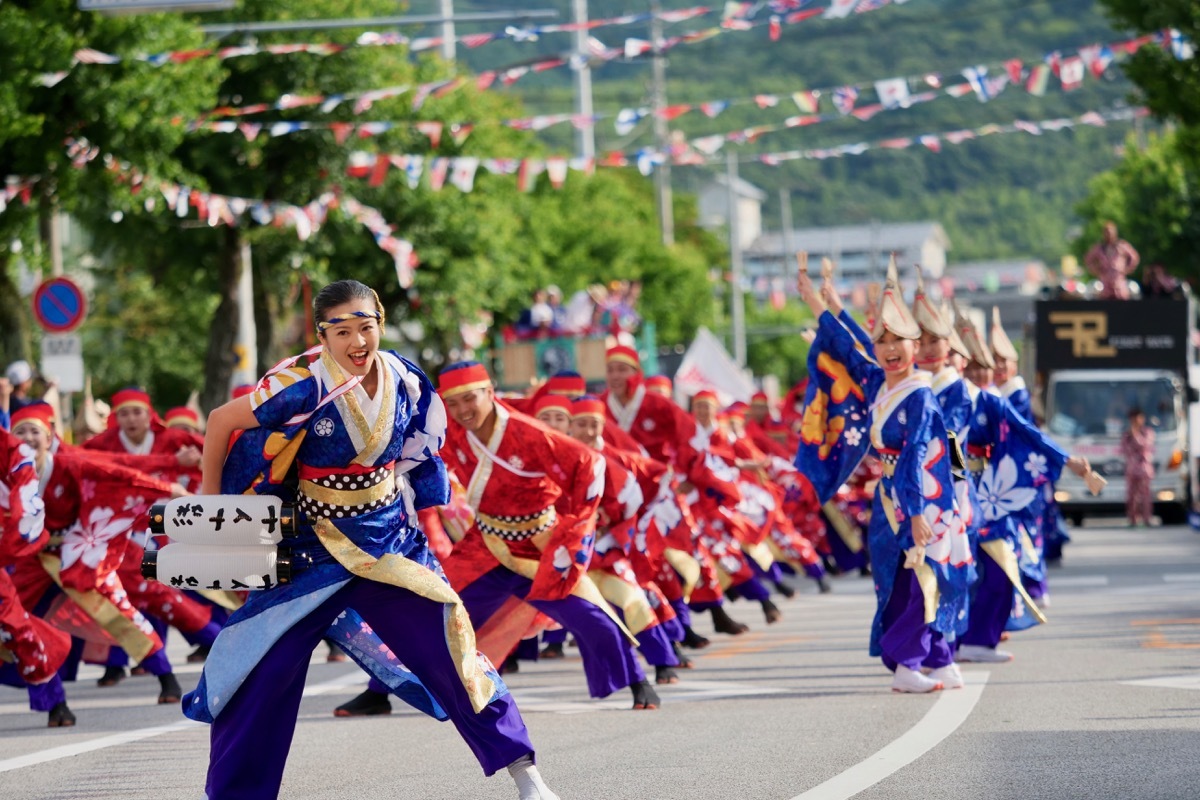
[
  {"x1": 1121, "y1": 674, "x2": 1200, "y2": 692},
  {"x1": 1048, "y1": 576, "x2": 1110, "y2": 588},
  {"x1": 1162, "y1": 573, "x2": 1200, "y2": 583},
  {"x1": 784, "y1": 671, "x2": 990, "y2": 800},
  {"x1": 0, "y1": 671, "x2": 365, "y2": 774}
]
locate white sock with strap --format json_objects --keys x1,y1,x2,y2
[{"x1": 508, "y1": 755, "x2": 560, "y2": 800}]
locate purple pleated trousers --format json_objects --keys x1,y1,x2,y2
[
  {"x1": 459, "y1": 567, "x2": 645, "y2": 699},
  {"x1": 959, "y1": 548, "x2": 1011, "y2": 649},
  {"x1": 205, "y1": 578, "x2": 534, "y2": 800},
  {"x1": 879, "y1": 561, "x2": 953, "y2": 672}
]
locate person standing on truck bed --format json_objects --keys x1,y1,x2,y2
[{"x1": 1084, "y1": 221, "x2": 1140, "y2": 300}]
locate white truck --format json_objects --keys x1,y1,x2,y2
[{"x1": 1033, "y1": 297, "x2": 1197, "y2": 525}]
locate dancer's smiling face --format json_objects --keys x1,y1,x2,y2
[
  {"x1": 874, "y1": 331, "x2": 916, "y2": 374},
  {"x1": 319, "y1": 300, "x2": 381, "y2": 377}
]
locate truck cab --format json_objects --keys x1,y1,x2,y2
[
  {"x1": 1044, "y1": 368, "x2": 1188, "y2": 522},
  {"x1": 1033, "y1": 296, "x2": 1196, "y2": 525}
]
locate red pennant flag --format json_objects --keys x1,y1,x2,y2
[
  {"x1": 1005, "y1": 59, "x2": 1023, "y2": 84},
  {"x1": 476, "y1": 71, "x2": 497, "y2": 90},
  {"x1": 416, "y1": 121, "x2": 443, "y2": 148},
  {"x1": 368, "y1": 156, "x2": 389, "y2": 187},
  {"x1": 428, "y1": 158, "x2": 450, "y2": 191},
  {"x1": 770, "y1": 16, "x2": 782, "y2": 42},
  {"x1": 755, "y1": 94, "x2": 780, "y2": 108},
  {"x1": 330, "y1": 123, "x2": 353, "y2": 144},
  {"x1": 450, "y1": 124, "x2": 474, "y2": 146},
  {"x1": 659, "y1": 104, "x2": 691, "y2": 121}
]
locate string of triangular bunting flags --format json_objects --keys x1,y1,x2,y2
[{"x1": 38, "y1": 139, "x2": 420, "y2": 288}]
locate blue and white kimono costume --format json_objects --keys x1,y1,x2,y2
[
  {"x1": 962, "y1": 379, "x2": 1069, "y2": 636},
  {"x1": 799, "y1": 312, "x2": 973, "y2": 660},
  {"x1": 184, "y1": 347, "x2": 507, "y2": 725}
]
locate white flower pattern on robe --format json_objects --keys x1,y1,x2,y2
[
  {"x1": 977, "y1": 455, "x2": 1038, "y2": 521},
  {"x1": 1024, "y1": 452, "x2": 1047, "y2": 479},
  {"x1": 60, "y1": 507, "x2": 134, "y2": 573}
]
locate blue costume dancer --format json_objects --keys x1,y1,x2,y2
[
  {"x1": 950, "y1": 307, "x2": 1093, "y2": 663},
  {"x1": 797, "y1": 257, "x2": 973, "y2": 694},
  {"x1": 990, "y1": 308, "x2": 1063, "y2": 601},
  {"x1": 189, "y1": 280, "x2": 558, "y2": 800}
]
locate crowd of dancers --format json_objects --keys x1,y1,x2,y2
[{"x1": 0, "y1": 268, "x2": 1097, "y2": 799}]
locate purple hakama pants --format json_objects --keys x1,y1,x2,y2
[
  {"x1": 205, "y1": 578, "x2": 534, "y2": 800},
  {"x1": 459, "y1": 567, "x2": 645, "y2": 699},
  {"x1": 959, "y1": 548, "x2": 1011, "y2": 649},
  {"x1": 879, "y1": 562, "x2": 953, "y2": 672}
]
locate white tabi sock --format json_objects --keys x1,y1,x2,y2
[{"x1": 507, "y1": 754, "x2": 561, "y2": 800}]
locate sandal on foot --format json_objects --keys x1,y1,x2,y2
[
  {"x1": 157, "y1": 673, "x2": 183, "y2": 704},
  {"x1": 334, "y1": 689, "x2": 392, "y2": 717},
  {"x1": 630, "y1": 680, "x2": 661, "y2": 710},
  {"x1": 97, "y1": 667, "x2": 126, "y2": 687},
  {"x1": 539, "y1": 642, "x2": 565, "y2": 659},
  {"x1": 711, "y1": 606, "x2": 749, "y2": 636},
  {"x1": 762, "y1": 599, "x2": 783, "y2": 624},
  {"x1": 681, "y1": 627, "x2": 711, "y2": 649},
  {"x1": 655, "y1": 665, "x2": 680, "y2": 685},
  {"x1": 47, "y1": 702, "x2": 76, "y2": 728}
]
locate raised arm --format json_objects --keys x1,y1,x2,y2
[{"x1": 201, "y1": 397, "x2": 260, "y2": 495}]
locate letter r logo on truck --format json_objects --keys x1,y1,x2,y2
[{"x1": 1048, "y1": 311, "x2": 1118, "y2": 358}]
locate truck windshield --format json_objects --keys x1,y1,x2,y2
[{"x1": 1047, "y1": 378, "x2": 1178, "y2": 437}]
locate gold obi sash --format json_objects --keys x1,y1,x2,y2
[
  {"x1": 480, "y1": 530, "x2": 637, "y2": 645},
  {"x1": 37, "y1": 552, "x2": 158, "y2": 662},
  {"x1": 475, "y1": 507, "x2": 557, "y2": 543},
  {"x1": 299, "y1": 463, "x2": 397, "y2": 520}
]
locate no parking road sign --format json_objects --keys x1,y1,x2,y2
[{"x1": 32, "y1": 277, "x2": 87, "y2": 333}]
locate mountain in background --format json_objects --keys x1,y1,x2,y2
[{"x1": 448, "y1": 0, "x2": 1145, "y2": 265}]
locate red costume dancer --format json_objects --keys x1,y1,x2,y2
[
  {"x1": 8, "y1": 403, "x2": 185, "y2": 703},
  {"x1": 688, "y1": 394, "x2": 783, "y2": 625},
  {"x1": 569, "y1": 397, "x2": 709, "y2": 653},
  {"x1": 539, "y1": 395, "x2": 683, "y2": 684},
  {"x1": 164, "y1": 406, "x2": 202, "y2": 435},
  {"x1": 602, "y1": 348, "x2": 750, "y2": 637},
  {"x1": 644, "y1": 375, "x2": 673, "y2": 398},
  {"x1": 725, "y1": 404, "x2": 830, "y2": 593},
  {"x1": 0, "y1": 428, "x2": 74, "y2": 727},
  {"x1": 79, "y1": 390, "x2": 220, "y2": 675},
  {"x1": 438, "y1": 362, "x2": 662, "y2": 710}
]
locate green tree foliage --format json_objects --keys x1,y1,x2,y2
[
  {"x1": 1074, "y1": 132, "x2": 1200, "y2": 276},
  {"x1": 0, "y1": 0, "x2": 220, "y2": 366}
]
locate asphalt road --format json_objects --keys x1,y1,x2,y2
[{"x1": 3, "y1": 520, "x2": 1199, "y2": 800}]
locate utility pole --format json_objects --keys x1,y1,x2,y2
[
  {"x1": 231, "y1": 240, "x2": 258, "y2": 391},
  {"x1": 649, "y1": 0, "x2": 674, "y2": 246},
  {"x1": 572, "y1": 0, "x2": 595, "y2": 161},
  {"x1": 439, "y1": 0, "x2": 456, "y2": 62},
  {"x1": 727, "y1": 152, "x2": 746, "y2": 367},
  {"x1": 780, "y1": 187, "x2": 795, "y2": 291}
]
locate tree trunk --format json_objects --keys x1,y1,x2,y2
[
  {"x1": 201, "y1": 227, "x2": 242, "y2": 414},
  {"x1": 0, "y1": 254, "x2": 32, "y2": 367},
  {"x1": 252, "y1": 263, "x2": 276, "y2": 377}
]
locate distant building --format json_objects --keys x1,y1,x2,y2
[
  {"x1": 946, "y1": 259, "x2": 1050, "y2": 344},
  {"x1": 696, "y1": 175, "x2": 768, "y2": 250},
  {"x1": 743, "y1": 221, "x2": 950, "y2": 302}
]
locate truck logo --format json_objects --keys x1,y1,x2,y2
[{"x1": 1048, "y1": 311, "x2": 1118, "y2": 358}]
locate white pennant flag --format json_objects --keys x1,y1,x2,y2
[
  {"x1": 824, "y1": 0, "x2": 858, "y2": 18},
  {"x1": 874, "y1": 77, "x2": 910, "y2": 109},
  {"x1": 692, "y1": 135, "x2": 726, "y2": 155},
  {"x1": 449, "y1": 158, "x2": 480, "y2": 192},
  {"x1": 546, "y1": 158, "x2": 569, "y2": 188}
]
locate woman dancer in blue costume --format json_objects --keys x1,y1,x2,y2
[
  {"x1": 797, "y1": 258, "x2": 973, "y2": 694},
  {"x1": 945, "y1": 305, "x2": 1096, "y2": 663},
  {"x1": 190, "y1": 280, "x2": 558, "y2": 800}
]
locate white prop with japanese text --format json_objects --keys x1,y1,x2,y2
[
  {"x1": 158, "y1": 495, "x2": 295, "y2": 547},
  {"x1": 153, "y1": 542, "x2": 282, "y2": 592}
]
